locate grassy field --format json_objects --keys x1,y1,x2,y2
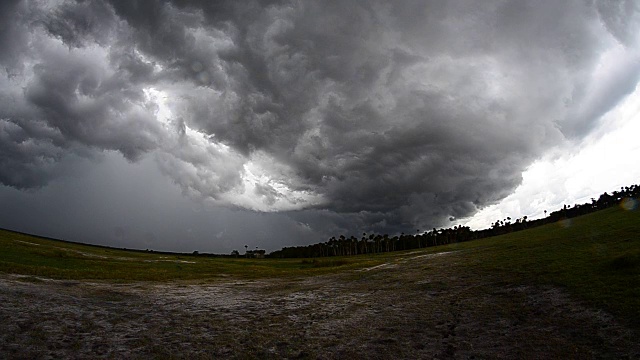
[
  {"x1": 1, "y1": 206, "x2": 639, "y2": 320},
  {"x1": 0, "y1": 229, "x2": 391, "y2": 281}
]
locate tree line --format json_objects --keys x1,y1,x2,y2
[{"x1": 268, "y1": 184, "x2": 640, "y2": 258}]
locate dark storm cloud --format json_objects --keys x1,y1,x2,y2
[
  {"x1": 0, "y1": 153, "x2": 321, "y2": 253},
  {"x1": 1, "y1": 0, "x2": 640, "y2": 241}
]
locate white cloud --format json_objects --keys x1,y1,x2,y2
[
  {"x1": 225, "y1": 153, "x2": 326, "y2": 212},
  {"x1": 463, "y1": 81, "x2": 640, "y2": 229},
  {"x1": 141, "y1": 87, "x2": 325, "y2": 211}
]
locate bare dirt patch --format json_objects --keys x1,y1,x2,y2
[{"x1": 1, "y1": 251, "x2": 638, "y2": 359}]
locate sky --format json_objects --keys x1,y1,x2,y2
[{"x1": 1, "y1": 0, "x2": 639, "y2": 253}]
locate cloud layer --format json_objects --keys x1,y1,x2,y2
[{"x1": 2, "y1": 0, "x2": 640, "y2": 237}]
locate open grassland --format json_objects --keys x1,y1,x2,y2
[
  {"x1": 1, "y1": 206, "x2": 639, "y2": 358},
  {"x1": 0, "y1": 231, "x2": 390, "y2": 281}
]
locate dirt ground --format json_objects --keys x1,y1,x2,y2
[{"x1": 1, "y1": 252, "x2": 638, "y2": 359}]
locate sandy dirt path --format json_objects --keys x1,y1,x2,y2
[{"x1": 1, "y1": 251, "x2": 638, "y2": 359}]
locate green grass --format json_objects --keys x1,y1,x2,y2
[
  {"x1": 434, "y1": 206, "x2": 640, "y2": 324},
  {"x1": 0, "y1": 230, "x2": 390, "y2": 281}
]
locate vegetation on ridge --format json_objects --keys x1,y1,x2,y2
[{"x1": 270, "y1": 184, "x2": 640, "y2": 258}]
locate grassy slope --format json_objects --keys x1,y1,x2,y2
[
  {"x1": 439, "y1": 206, "x2": 640, "y2": 324},
  {"x1": 1, "y1": 206, "x2": 639, "y2": 320}
]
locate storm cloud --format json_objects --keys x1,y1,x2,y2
[{"x1": 1, "y1": 0, "x2": 640, "y2": 247}]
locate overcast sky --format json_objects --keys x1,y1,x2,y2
[{"x1": 1, "y1": 0, "x2": 639, "y2": 253}]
